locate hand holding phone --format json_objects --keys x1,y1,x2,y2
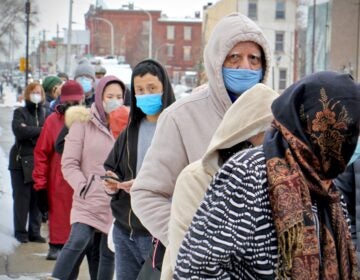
[{"x1": 100, "y1": 175, "x2": 122, "y2": 182}]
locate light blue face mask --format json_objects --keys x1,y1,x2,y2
[
  {"x1": 222, "y1": 68, "x2": 263, "y2": 95},
  {"x1": 77, "y1": 77, "x2": 93, "y2": 93},
  {"x1": 135, "y1": 93, "x2": 163, "y2": 116},
  {"x1": 348, "y1": 137, "x2": 360, "y2": 166}
]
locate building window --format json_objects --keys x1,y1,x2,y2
[
  {"x1": 279, "y1": 68, "x2": 287, "y2": 90},
  {"x1": 142, "y1": 21, "x2": 149, "y2": 35},
  {"x1": 248, "y1": 0, "x2": 258, "y2": 20},
  {"x1": 184, "y1": 26, "x2": 192, "y2": 40},
  {"x1": 275, "y1": 0, "x2": 285, "y2": 19},
  {"x1": 167, "y1": 44, "x2": 174, "y2": 57},
  {"x1": 183, "y1": 46, "x2": 191, "y2": 61},
  {"x1": 275, "y1": 31, "x2": 284, "y2": 52},
  {"x1": 167, "y1": 25, "x2": 175, "y2": 40}
]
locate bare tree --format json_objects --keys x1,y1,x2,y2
[{"x1": 0, "y1": 0, "x2": 39, "y2": 57}]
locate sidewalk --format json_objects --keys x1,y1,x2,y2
[{"x1": 0, "y1": 223, "x2": 89, "y2": 279}]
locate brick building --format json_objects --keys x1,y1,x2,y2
[{"x1": 85, "y1": 5, "x2": 202, "y2": 84}]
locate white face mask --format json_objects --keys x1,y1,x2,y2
[
  {"x1": 30, "y1": 93, "x2": 42, "y2": 104},
  {"x1": 103, "y1": 99, "x2": 123, "y2": 114}
]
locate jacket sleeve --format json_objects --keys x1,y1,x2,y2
[
  {"x1": 173, "y1": 166, "x2": 244, "y2": 279},
  {"x1": 131, "y1": 111, "x2": 189, "y2": 246},
  {"x1": 104, "y1": 130, "x2": 126, "y2": 179},
  {"x1": 61, "y1": 121, "x2": 87, "y2": 192},
  {"x1": 12, "y1": 108, "x2": 42, "y2": 141},
  {"x1": 32, "y1": 117, "x2": 53, "y2": 191},
  {"x1": 168, "y1": 162, "x2": 212, "y2": 271}
]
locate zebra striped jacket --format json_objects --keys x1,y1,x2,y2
[{"x1": 173, "y1": 147, "x2": 279, "y2": 279}]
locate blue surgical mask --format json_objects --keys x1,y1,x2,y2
[
  {"x1": 222, "y1": 68, "x2": 263, "y2": 95},
  {"x1": 77, "y1": 77, "x2": 93, "y2": 93},
  {"x1": 348, "y1": 138, "x2": 360, "y2": 166},
  {"x1": 135, "y1": 93, "x2": 163, "y2": 116}
]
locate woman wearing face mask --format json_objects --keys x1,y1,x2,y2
[
  {"x1": 102, "y1": 60, "x2": 176, "y2": 280},
  {"x1": 52, "y1": 75, "x2": 126, "y2": 280},
  {"x1": 33, "y1": 81, "x2": 85, "y2": 261},
  {"x1": 8, "y1": 82, "x2": 46, "y2": 243}
]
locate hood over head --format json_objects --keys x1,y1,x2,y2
[
  {"x1": 129, "y1": 59, "x2": 176, "y2": 125},
  {"x1": 202, "y1": 83, "x2": 279, "y2": 174},
  {"x1": 204, "y1": 12, "x2": 272, "y2": 113},
  {"x1": 95, "y1": 75, "x2": 126, "y2": 124}
]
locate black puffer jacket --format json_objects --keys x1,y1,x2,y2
[{"x1": 8, "y1": 101, "x2": 45, "y2": 170}]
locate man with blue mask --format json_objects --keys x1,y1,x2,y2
[
  {"x1": 222, "y1": 41, "x2": 265, "y2": 102},
  {"x1": 130, "y1": 12, "x2": 273, "y2": 269},
  {"x1": 74, "y1": 58, "x2": 96, "y2": 107}
]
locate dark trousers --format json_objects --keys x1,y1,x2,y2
[
  {"x1": 10, "y1": 169, "x2": 42, "y2": 240},
  {"x1": 52, "y1": 222, "x2": 114, "y2": 280}
]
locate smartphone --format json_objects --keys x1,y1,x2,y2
[{"x1": 100, "y1": 175, "x2": 122, "y2": 182}]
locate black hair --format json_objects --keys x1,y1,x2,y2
[
  {"x1": 132, "y1": 61, "x2": 164, "y2": 82},
  {"x1": 218, "y1": 141, "x2": 253, "y2": 165},
  {"x1": 57, "y1": 72, "x2": 69, "y2": 81}
]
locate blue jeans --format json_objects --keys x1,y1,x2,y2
[
  {"x1": 52, "y1": 222, "x2": 114, "y2": 280},
  {"x1": 113, "y1": 223, "x2": 152, "y2": 280}
]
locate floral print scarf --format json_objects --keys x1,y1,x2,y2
[{"x1": 263, "y1": 71, "x2": 360, "y2": 279}]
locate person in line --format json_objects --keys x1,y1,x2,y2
[
  {"x1": 174, "y1": 71, "x2": 360, "y2": 279},
  {"x1": 95, "y1": 65, "x2": 107, "y2": 80},
  {"x1": 103, "y1": 59, "x2": 176, "y2": 280},
  {"x1": 74, "y1": 57, "x2": 96, "y2": 107},
  {"x1": 94, "y1": 65, "x2": 107, "y2": 89},
  {"x1": 51, "y1": 75, "x2": 126, "y2": 280},
  {"x1": 42, "y1": 75, "x2": 63, "y2": 115},
  {"x1": 57, "y1": 72, "x2": 69, "y2": 82},
  {"x1": 131, "y1": 12, "x2": 272, "y2": 248},
  {"x1": 8, "y1": 82, "x2": 46, "y2": 243},
  {"x1": 333, "y1": 141, "x2": 360, "y2": 268},
  {"x1": 161, "y1": 83, "x2": 279, "y2": 279},
  {"x1": 33, "y1": 80, "x2": 85, "y2": 261}
]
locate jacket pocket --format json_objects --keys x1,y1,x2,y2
[{"x1": 80, "y1": 174, "x2": 95, "y2": 199}]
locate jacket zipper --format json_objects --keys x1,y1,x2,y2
[
  {"x1": 35, "y1": 104, "x2": 39, "y2": 127},
  {"x1": 126, "y1": 131, "x2": 135, "y2": 239},
  {"x1": 82, "y1": 174, "x2": 95, "y2": 199}
]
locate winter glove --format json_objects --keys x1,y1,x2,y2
[{"x1": 36, "y1": 189, "x2": 48, "y2": 214}]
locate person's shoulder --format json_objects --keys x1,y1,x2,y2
[
  {"x1": 229, "y1": 146, "x2": 266, "y2": 168},
  {"x1": 64, "y1": 105, "x2": 91, "y2": 129},
  {"x1": 165, "y1": 84, "x2": 210, "y2": 113}
]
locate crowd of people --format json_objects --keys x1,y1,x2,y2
[{"x1": 6, "y1": 12, "x2": 360, "y2": 280}]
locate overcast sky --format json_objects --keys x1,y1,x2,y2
[{"x1": 33, "y1": 0, "x2": 215, "y2": 41}]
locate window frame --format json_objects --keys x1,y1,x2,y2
[{"x1": 248, "y1": 0, "x2": 258, "y2": 20}]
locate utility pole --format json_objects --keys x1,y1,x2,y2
[
  {"x1": 25, "y1": 0, "x2": 30, "y2": 87},
  {"x1": 65, "y1": 0, "x2": 73, "y2": 75},
  {"x1": 56, "y1": 24, "x2": 59, "y2": 70},
  {"x1": 43, "y1": 30, "x2": 47, "y2": 72},
  {"x1": 311, "y1": 0, "x2": 316, "y2": 73}
]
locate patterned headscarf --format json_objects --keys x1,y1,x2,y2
[{"x1": 263, "y1": 71, "x2": 360, "y2": 279}]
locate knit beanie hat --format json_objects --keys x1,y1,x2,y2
[
  {"x1": 74, "y1": 58, "x2": 95, "y2": 80},
  {"x1": 42, "y1": 76, "x2": 62, "y2": 94},
  {"x1": 60, "y1": 80, "x2": 84, "y2": 103}
]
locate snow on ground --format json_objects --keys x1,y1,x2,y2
[{"x1": 0, "y1": 85, "x2": 21, "y2": 255}]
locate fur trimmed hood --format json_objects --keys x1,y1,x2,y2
[{"x1": 64, "y1": 105, "x2": 91, "y2": 128}]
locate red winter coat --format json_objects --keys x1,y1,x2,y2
[{"x1": 33, "y1": 110, "x2": 73, "y2": 245}]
